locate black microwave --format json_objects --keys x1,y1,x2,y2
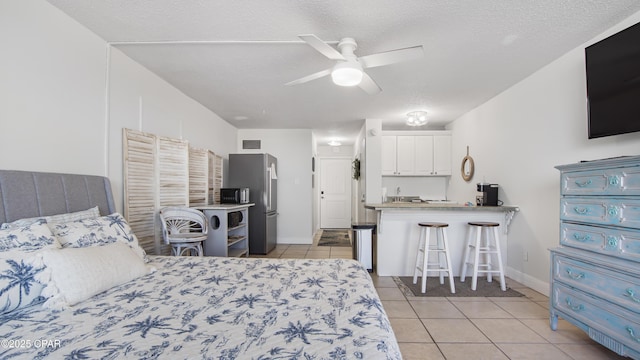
[{"x1": 220, "y1": 188, "x2": 249, "y2": 204}]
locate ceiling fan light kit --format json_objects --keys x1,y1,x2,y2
[
  {"x1": 331, "y1": 61, "x2": 363, "y2": 86},
  {"x1": 286, "y1": 34, "x2": 423, "y2": 95},
  {"x1": 406, "y1": 111, "x2": 428, "y2": 126}
]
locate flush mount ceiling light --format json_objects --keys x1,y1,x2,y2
[
  {"x1": 406, "y1": 111, "x2": 428, "y2": 126},
  {"x1": 328, "y1": 140, "x2": 342, "y2": 146}
]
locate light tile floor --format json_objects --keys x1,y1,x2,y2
[{"x1": 251, "y1": 232, "x2": 628, "y2": 360}]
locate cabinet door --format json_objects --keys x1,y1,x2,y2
[
  {"x1": 396, "y1": 136, "x2": 415, "y2": 175},
  {"x1": 381, "y1": 136, "x2": 397, "y2": 175},
  {"x1": 414, "y1": 136, "x2": 434, "y2": 175},
  {"x1": 433, "y1": 135, "x2": 452, "y2": 175}
]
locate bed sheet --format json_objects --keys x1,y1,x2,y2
[{"x1": 0, "y1": 256, "x2": 401, "y2": 359}]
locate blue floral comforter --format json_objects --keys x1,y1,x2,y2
[{"x1": 0, "y1": 256, "x2": 401, "y2": 359}]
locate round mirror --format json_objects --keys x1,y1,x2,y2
[{"x1": 461, "y1": 155, "x2": 475, "y2": 182}]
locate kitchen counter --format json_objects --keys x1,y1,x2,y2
[
  {"x1": 366, "y1": 202, "x2": 519, "y2": 276},
  {"x1": 366, "y1": 202, "x2": 519, "y2": 212}
]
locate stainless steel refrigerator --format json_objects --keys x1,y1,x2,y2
[{"x1": 228, "y1": 153, "x2": 277, "y2": 254}]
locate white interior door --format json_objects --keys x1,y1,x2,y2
[{"x1": 320, "y1": 158, "x2": 352, "y2": 229}]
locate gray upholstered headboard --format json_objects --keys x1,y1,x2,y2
[{"x1": 0, "y1": 170, "x2": 116, "y2": 224}]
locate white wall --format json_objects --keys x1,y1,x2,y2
[
  {"x1": 447, "y1": 11, "x2": 640, "y2": 293},
  {"x1": 108, "y1": 48, "x2": 237, "y2": 211},
  {"x1": 364, "y1": 119, "x2": 383, "y2": 222},
  {"x1": 0, "y1": 0, "x2": 238, "y2": 214},
  {"x1": 0, "y1": 0, "x2": 107, "y2": 176},
  {"x1": 237, "y1": 129, "x2": 313, "y2": 244}
]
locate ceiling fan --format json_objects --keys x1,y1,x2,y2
[{"x1": 285, "y1": 34, "x2": 424, "y2": 95}]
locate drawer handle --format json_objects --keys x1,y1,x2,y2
[
  {"x1": 627, "y1": 326, "x2": 640, "y2": 343},
  {"x1": 609, "y1": 175, "x2": 620, "y2": 186},
  {"x1": 575, "y1": 179, "x2": 592, "y2": 187},
  {"x1": 566, "y1": 268, "x2": 585, "y2": 280},
  {"x1": 572, "y1": 233, "x2": 591, "y2": 242},
  {"x1": 573, "y1": 207, "x2": 590, "y2": 215},
  {"x1": 565, "y1": 298, "x2": 584, "y2": 312},
  {"x1": 626, "y1": 289, "x2": 640, "y2": 303}
]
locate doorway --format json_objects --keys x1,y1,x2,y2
[{"x1": 319, "y1": 158, "x2": 352, "y2": 229}]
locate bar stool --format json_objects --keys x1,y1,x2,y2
[
  {"x1": 460, "y1": 221, "x2": 506, "y2": 291},
  {"x1": 413, "y1": 222, "x2": 455, "y2": 294}
]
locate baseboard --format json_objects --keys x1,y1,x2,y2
[
  {"x1": 505, "y1": 266, "x2": 550, "y2": 296},
  {"x1": 276, "y1": 237, "x2": 313, "y2": 245}
]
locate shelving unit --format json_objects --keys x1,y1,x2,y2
[{"x1": 193, "y1": 204, "x2": 253, "y2": 257}]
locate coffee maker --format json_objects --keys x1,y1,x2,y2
[{"x1": 476, "y1": 183, "x2": 499, "y2": 206}]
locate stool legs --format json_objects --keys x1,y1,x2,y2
[
  {"x1": 441, "y1": 228, "x2": 455, "y2": 294},
  {"x1": 413, "y1": 225, "x2": 455, "y2": 294},
  {"x1": 460, "y1": 223, "x2": 506, "y2": 291},
  {"x1": 412, "y1": 227, "x2": 430, "y2": 293},
  {"x1": 492, "y1": 226, "x2": 506, "y2": 290}
]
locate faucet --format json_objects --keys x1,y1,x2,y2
[{"x1": 394, "y1": 187, "x2": 403, "y2": 202}]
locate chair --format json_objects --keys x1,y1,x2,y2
[
  {"x1": 460, "y1": 221, "x2": 506, "y2": 291},
  {"x1": 413, "y1": 222, "x2": 455, "y2": 294},
  {"x1": 159, "y1": 207, "x2": 208, "y2": 256}
]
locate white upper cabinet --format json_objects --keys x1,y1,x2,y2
[
  {"x1": 381, "y1": 132, "x2": 451, "y2": 176},
  {"x1": 433, "y1": 135, "x2": 452, "y2": 175},
  {"x1": 414, "y1": 136, "x2": 434, "y2": 175},
  {"x1": 381, "y1": 135, "x2": 398, "y2": 175},
  {"x1": 395, "y1": 135, "x2": 416, "y2": 175}
]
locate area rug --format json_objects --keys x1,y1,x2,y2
[
  {"x1": 317, "y1": 229, "x2": 351, "y2": 247},
  {"x1": 395, "y1": 276, "x2": 524, "y2": 297}
]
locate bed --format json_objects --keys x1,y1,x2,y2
[{"x1": 0, "y1": 170, "x2": 401, "y2": 359}]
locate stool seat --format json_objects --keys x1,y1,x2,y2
[
  {"x1": 460, "y1": 221, "x2": 506, "y2": 291},
  {"x1": 419, "y1": 222, "x2": 449, "y2": 228},
  {"x1": 413, "y1": 222, "x2": 455, "y2": 294},
  {"x1": 468, "y1": 221, "x2": 499, "y2": 227}
]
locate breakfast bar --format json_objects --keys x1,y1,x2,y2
[{"x1": 365, "y1": 203, "x2": 519, "y2": 276}]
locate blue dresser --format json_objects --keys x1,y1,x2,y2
[{"x1": 551, "y1": 156, "x2": 640, "y2": 359}]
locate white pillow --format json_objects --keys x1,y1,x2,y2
[
  {"x1": 0, "y1": 206, "x2": 101, "y2": 230},
  {"x1": 36, "y1": 242, "x2": 153, "y2": 310},
  {"x1": 0, "y1": 222, "x2": 59, "y2": 314},
  {"x1": 48, "y1": 212, "x2": 146, "y2": 261}
]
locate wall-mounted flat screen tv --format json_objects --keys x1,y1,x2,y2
[{"x1": 585, "y1": 21, "x2": 640, "y2": 139}]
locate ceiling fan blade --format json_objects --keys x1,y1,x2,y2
[
  {"x1": 358, "y1": 72, "x2": 382, "y2": 95},
  {"x1": 298, "y1": 34, "x2": 345, "y2": 60},
  {"x1": 285, "y1": 68, "x2": 332, "y2": 86},
  {"x1": 359, "y1": 45, "x2": 424, "y2": 69}
]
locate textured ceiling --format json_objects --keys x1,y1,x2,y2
[{"x1": 47, "y1": 0, "x2": 640, "y2": 145}]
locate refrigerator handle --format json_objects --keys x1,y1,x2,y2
[{"x1": 267, "y1": 167, "x2": 272, "y2": 211}]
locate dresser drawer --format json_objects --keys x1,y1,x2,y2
[
  {"x1": 561, "y1": 166, "x2": 640, "y2": 196},
  {"x1": 561, "y1": 197, "x2": 640, "y2": 229},
  {"x1": 561, "y1": 222, "x2": 640, "y2": 262},
  {"x1": 553, "y1": 254, "x2": 640, "y2": 312},
  {"x1": 552, "y1": 282, "x2": 640, "y2": 352}
]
